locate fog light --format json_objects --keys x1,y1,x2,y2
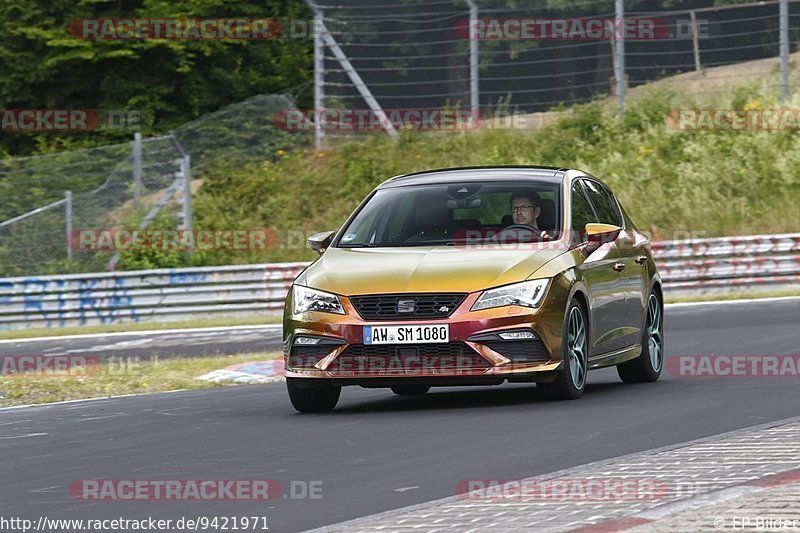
[
  {"x1": 497, "y1": 330, "x2": 536, "y2": 340},
  {"x1": 294, "y1": 336, "x2": 321, "y2": 345}
]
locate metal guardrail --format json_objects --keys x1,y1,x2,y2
[
  {"x1": 653, "y1": 233, "x2": 800, "y2": 292},
  {"x1": 0, "y1": 263, "x2": 307, "y2": 331},
  {"x1": 0, "y1": 233, "x2": 796, "y2": 332}
]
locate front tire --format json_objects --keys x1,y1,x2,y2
[
  {"x1": 287, "y1": 378, "x2": 341, "y2": 413},
  {"x1": 391, "y1": 385, "x2": 431, "y2": 396},
  {"x1": 539, "y1": 300, "x2": 588, "y2": 400},
  {"x1": 617, "y1": 291, "x2": 664, "y2": 383}
]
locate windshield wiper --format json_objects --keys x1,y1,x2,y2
[{"x1": 339, "y1": 242, "x2": 377, "y2": 248}]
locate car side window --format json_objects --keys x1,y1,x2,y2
[
  {"x1": 338, "y1": 195, "x2": 383, "y2": 246},
  {"x1": 571, "y1": 181, "x2": 596, "y2": 244},
  {"x1": 599, "y1": 183, "x2": 624, "y2": 226},
  {"x1": 582, "y1": 180, "x2": 622, "y2": 226}
]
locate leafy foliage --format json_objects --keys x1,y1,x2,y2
[{"x1": 0, "y1": 0, "x2": 312, "y2": 156}]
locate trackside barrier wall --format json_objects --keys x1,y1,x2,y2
[
  {"x1": 0, "y1": 234, "x2": 797, "y2": 331},
  {"x1": 0, "y1": 263, "x2": 307, "y2": 331},
  {"x1": 653, "y1": 233, "x2": 800, "y2": 292}
]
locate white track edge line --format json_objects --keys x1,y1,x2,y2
[{"x1": 0, "y1": 323, "x2": 281, "y2": 345}]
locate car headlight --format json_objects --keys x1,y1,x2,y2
[
  {"x1": 471, "y1": 279, "x2": 550, "y2": 311},
  {"x1": 293, "y1": 285, "x2": 345, "y2": 315}
]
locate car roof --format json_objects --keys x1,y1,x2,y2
[{"x1": 379, "y1": 166, "x2": 571, "y2": 188}]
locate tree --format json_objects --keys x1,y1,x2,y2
[{"x1": 0, "y1": 0, "x2": 313, "y2": 156}]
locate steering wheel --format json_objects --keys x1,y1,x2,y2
[{"x1": 490, "y1": 224, "x2": 549, "y2": 243}]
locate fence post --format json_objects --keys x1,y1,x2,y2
[
  {"x1": 305, "y1": 0, "x2": 399, "y2": 139},
  {"x1": 614, "y1": 0, "x2": 626, "y2": 115},
  {"x1": 133, "y1": 132, "x2": 142, "y2": 209},
  {"x1": 466, "y1": 0, "x2": 479, "y2": 124},
  {"x1": 780, "y1": 0, "x2": 790, "y2": 102},
  {"x1": 313, "y1": 15, "x2": 325, "y2": 150},
  {"x1": 181, "y1": 155, "x2": 193, "y2": 237},
  {"x1": 690, "y1": 11, "x2": 702, "y2": 72},
  {"x1": 65, "y1": 190, "x2": 73, "y2": 262}
]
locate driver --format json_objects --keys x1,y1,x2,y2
[
  {"x1": 511, "y1": 191, "x2": 542, "y2": 227},
  {"x1": 509, "y1": 191, "x2": 552, "y2": 240}
]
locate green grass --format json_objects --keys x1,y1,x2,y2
[
  {"x1": 162, "y1": 67, "x2": 800, "y2": 270},
  {"x1": 0, "y1": 352, "x2": 281, "y2": 408},
  {"x1": 0, "y1": 315, "x2": 282, "y2": 341}
]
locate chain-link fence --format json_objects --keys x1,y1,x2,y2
[
  {"x1": 0, "y1": 136, "x2": 184, "y2": 276},
  {"x1": 173, "y1": 93, "x2": 304, "y2": 173},
  {"x1": 312, "y1": 0, "x2": 800, "y2": 124},
  {"x1": 0, "y1": 94, "x2": 305, "y2": 276}
]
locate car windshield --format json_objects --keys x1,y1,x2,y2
[{"x1": 337, "y1": 181, "x2": 562, "y2": 248}]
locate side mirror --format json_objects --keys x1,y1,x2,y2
[
  {"x1": 307, "y1": 230, "x2": 335, "y2": 255},
  {"x1": 584, "y1": 223, "x2": 621, "y2": 253}
]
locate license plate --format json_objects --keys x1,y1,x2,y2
[{"x1": 363, "y1": 324, "x2": 449, "y2": 345}]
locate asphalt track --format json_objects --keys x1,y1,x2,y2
[{"x1": 1, "y1": 298, "x2": 799, "y2": 532}]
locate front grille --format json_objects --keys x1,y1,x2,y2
[
  {"x1": 330, "y1": 342, "x2": 489, "y2": 374},
  {"x1": 350, "y1": 293, "x2": 466, "y2": 320},
  {"x1": 481, "y1": 340, "x2": 550, "y2": 363},
  {"x1": 288, "y1": 345, "x2": 336, "y2": 369}
]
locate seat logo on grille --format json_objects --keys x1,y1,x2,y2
[
  {"x1": 397, "y1": 299, "x2": 416, "y2": 313},
  {"x1": 438, "y1": 306, "x2": 450, "y2": 313}
]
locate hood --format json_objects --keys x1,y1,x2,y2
[{"x1": 300, "y1": 242, "x2": 568, "y2": 295}]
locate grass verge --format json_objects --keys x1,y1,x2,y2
[
  {"x1": 0, "y1": 315, "x2": 282, "y2": 341},
  {"x1": 0, "y1": 352, "x2": 281, "y2": 408}
]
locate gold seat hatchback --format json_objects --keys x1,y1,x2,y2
[{"x1": 283, "y1": 167, "x2": 663, "y2": 412}]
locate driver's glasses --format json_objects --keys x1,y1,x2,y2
[{"x1": 512, "y1": 205, "x2": 535, "y2": 213}]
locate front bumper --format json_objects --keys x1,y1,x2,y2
[{"x1": 283, "y1": 283, "x2": 569, "y2": 383}]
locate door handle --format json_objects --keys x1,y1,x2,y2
[
  {"x1": 613, "y1": 262, "x2": 626, "y2": 272},
  {"x1": 634, "y1": 255, "x2": 648, "y2": 265}
]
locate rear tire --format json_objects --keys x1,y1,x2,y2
[
  {"x1": 286, "y1": 378, "x2": 341, "y2": 413},
  {"x1": 617, "y1": 291, "x2": 663, "y2": 383},
  {"x1": 391, "y1": 385, "x2": 431, "y2": 396},
  {"x1": 539, "y1": 300, "x2": 588, "y2": 400}
]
